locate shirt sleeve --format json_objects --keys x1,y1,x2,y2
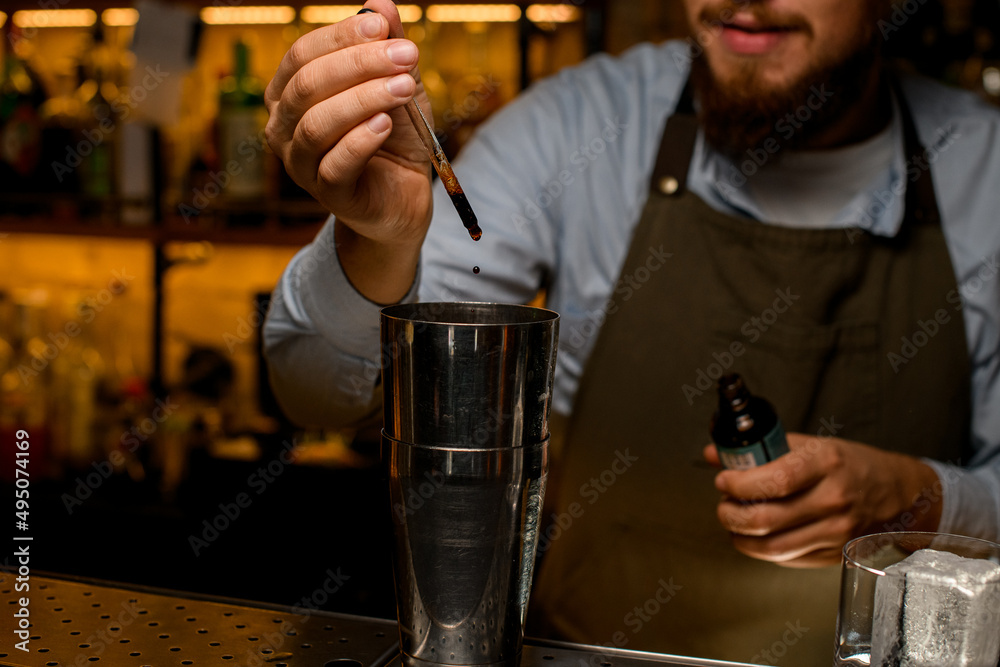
[
  {"x1": 262, "y1": 215, "x2": 420, "y2": 427},
  {"x1": 916, "y1": 86, "x2": 1000, "y2": 543},
  {"x1": 925, "y1": 458, "x2": 1000, "y2": 544}
]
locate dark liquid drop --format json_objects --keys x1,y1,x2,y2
[
  {"x1": 447, "y1": 190, "x2": 482, "y2": 241},
  {"x1": 473, "y1": 266, "x2": 481, "y2": 275}
]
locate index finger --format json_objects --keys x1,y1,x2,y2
[
  {"x1": 266, "y1": 0, "x2": 403, "y2": 108},
  {"x1": 715, "y1": 435, "x2": 826, "y2": 501}
]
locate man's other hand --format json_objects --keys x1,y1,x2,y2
[{"x1": 704, "y1": 434, "x2": 943, "y2": 568}]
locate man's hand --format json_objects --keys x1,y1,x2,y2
[
  {"x1": 704, "y1": 434, "x2": 943, "y2": 568},
  {"x1": 264, "y1": 0, "x2": 433, "y2": 303}
]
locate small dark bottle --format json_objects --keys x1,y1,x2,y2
[{"x1": 711, "y1": 374, "x2": 789, "y2": 470}]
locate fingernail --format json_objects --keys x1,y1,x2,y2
[
  {"x1": 368, "y1": 113, "x2": 391, "y2": 134},
  {"x1": 386, "y1": 40, "x2": 418, "y2": 66},
  {"x1": 385, "y1": 73, "x2": 413, "y2": 97},
  {"x1": 359, "y1": 14, "x2": 383, "y2": 38}
]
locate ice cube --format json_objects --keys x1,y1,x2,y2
[{"x1": 871, "y1": 548, "x2": 1000, "y2": 667}]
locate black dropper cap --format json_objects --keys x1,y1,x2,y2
[{"x1": 718, "y1": 373, "x2": 749, "y2": 411}]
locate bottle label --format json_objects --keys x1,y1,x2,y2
[
  {"x1": 761, "y1": 420, "x2": 789, "y2": 460},
  {"x1": 718, "y1": 421, "x2": 789, "y2": 470},
  {"x1": 218, "y1": 107, "x2": 267, "y2": 198}
]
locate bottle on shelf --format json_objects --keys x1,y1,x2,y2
[
  {"x1": 0, "y1": 23, "x2": 51, "y2": 210},
  {"x1": 710, "y1": 373, "x2": 789, "y2": 470},
  {"x1": 74, "y1": 24, "x2": 121, "y2": 217},
  {"x1": 216, "y1": 38, "x2": 268, "y2": 220}
]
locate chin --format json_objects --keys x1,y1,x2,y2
[{"x1": 705, "y1": 51, "x2": 812, "y2": 98}]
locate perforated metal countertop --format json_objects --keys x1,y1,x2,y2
[
  {"x1": 1, "y1": 572, "x2": 757, "y2": 667},
  {"x1": 0, "y1": 571, "x2": 398, "y2": 667}
]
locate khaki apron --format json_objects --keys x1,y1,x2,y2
[{"x1": 527, "y1": 82, "x2": 972, "y2": 666}]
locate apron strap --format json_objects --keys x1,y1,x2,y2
[
  {"x1": 891, "y1": 78, "x2": 944, "y2": 227},
  {"x1": 648, "y1": 79, "x2": 697, "y2": 197}
]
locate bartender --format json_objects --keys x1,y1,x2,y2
[{"x1": 261, "y1": 0, "x2": 1000, "y2": 664}]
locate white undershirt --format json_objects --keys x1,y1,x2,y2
[{"x1": 745, "y1": 125, "x2": 895, "y2": 228}]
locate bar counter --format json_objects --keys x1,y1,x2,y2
[{"x1": 1, "y1": 570, "x2": 757, "y2": 667}]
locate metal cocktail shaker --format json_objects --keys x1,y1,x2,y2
[{"x1": 380, "y1": 302, "x2": 559, "y2": 667}]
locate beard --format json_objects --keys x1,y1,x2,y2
[{"x1": 689, "y1": 2, "x2": 882, "y2": 160}]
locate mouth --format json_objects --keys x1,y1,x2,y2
[
  {"x1": 720, "y1": 17, "x2": 803, "y2": 55},
  {"x1": 699, "y1": 8, "x2": 807, "y2": 56}
]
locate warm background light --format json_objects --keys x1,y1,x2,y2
[
  {"x1": 425, "y1": 4, "x2": 521, "y2": 23},
  {"x1": 0, "y1": 12, "x2": 6, "y2": 28},
  {"x1": 200, "y1": 5, "x2": 296, "y2": 25},
  {"x1": 102, "y1": 8, "x2": 140, "y2": 27},
  {"x1": 12, "y1": 8, "x2": 97, "y2": 28},
  {"x1": 300, "y1": 5, "x2": 423, "y2": 24},
  {"x1": 526, "y1": 4, "x2": 582, "y2": 23}
]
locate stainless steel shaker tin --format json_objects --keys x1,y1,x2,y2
[
  {"x1": 380, "y1": 302, "x2": 560, "y2": 667},
  {"x1": 381, "y1": 302, "x2": 559, "y2": 449}
]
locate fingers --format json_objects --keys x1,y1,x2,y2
[
  {"x1": 313, "y1": 112, "x2": 394, "y2": 208},
  {"x1": 270, "y1": 39, "x2": 418, "y2": 137},
  {"x1": 703, "y1": 443, "x2": 722, "y2": 468},
  {"x1": 266, "y1": 12, "x2": 388, "y2": 108},
  {"x1": 284, "y1": 73, "x2": 416, "y2": 187},
  {"x1": 728, "y1": 515, "x2": 852, "y2": 566},
  {"x1": 717, "y1": 480, "x2": 853, "y2": 536},
  {"x1": 714, "y1": 433, "x2": 834, "y2": 501},
  {"x1": 364, "y1": 0, "x2": 407, "y2": 39},
  {"x1": 761, "y1": 547, "x2": 844, "y2": 569}
]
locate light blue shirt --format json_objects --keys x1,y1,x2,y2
[{"x1": 265, "y1": 41, "x2": 1000, "y2": 542}]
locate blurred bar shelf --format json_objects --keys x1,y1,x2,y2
[{"x1": 0, "y1": 205, "x2": 326, "y2": 247}]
